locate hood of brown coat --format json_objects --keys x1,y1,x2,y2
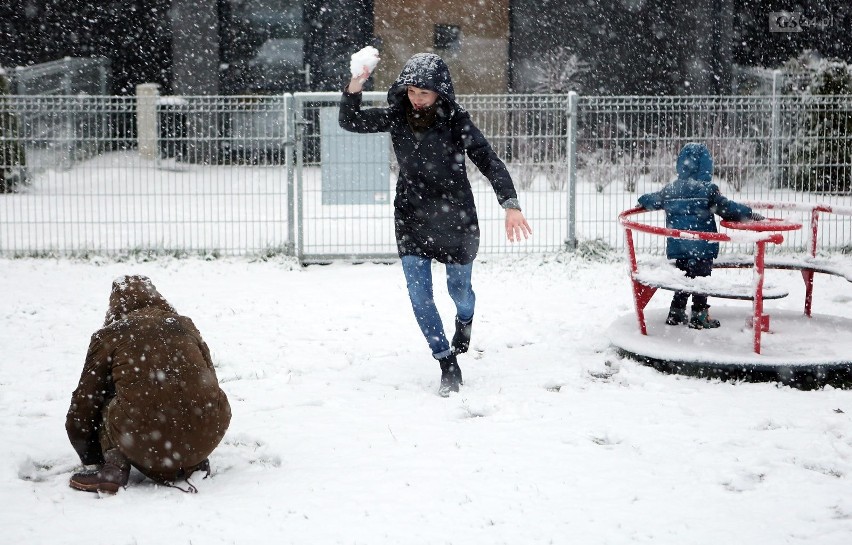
[{"x1": 104, "y1": 275, "x2": 177, "y2": 326}]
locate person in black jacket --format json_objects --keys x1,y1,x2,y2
[{"x1": 340, "y1": 51, "x2": 531, "y2": 396}]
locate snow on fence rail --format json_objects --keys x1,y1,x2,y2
[{"x1": 1, "y1": 92, "x2": 851, "y2": 258}]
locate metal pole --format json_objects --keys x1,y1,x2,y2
[
  {"x1": 293, "y1": 94, "x2": 306, "y2": 262},
  {"x1": 770, "y1": 69, "x2": 781, "y2": 188},
  {"x1": 62, "y1": 69, "x2": 73, "y2": 169},
  {"x1": 625, "y1": 227, "x2": 650, "y2": 335},
  {"x1": 753, "y1": 241, "x2": 767, "y2": 354},
  {"x1": 285, "y1": 93, "x2": 296, "y2": 255},
  {"x1": 566, "y1": 91, "x2": 578, "y2": 250}
]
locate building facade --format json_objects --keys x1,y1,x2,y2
[
  {"x1": 0, "y1": 1, "x2": 849, "y2": 96},
  {"x1": 372, "y1": 0, "x2": 510, "y2": 95}
]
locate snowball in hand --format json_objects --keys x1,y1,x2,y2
[{"x1": 350, "y1": 46, "x2": 380, "y2": 78}]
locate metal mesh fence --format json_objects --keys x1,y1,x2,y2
[
  {"x1": 292, "y1": 92, "x2": 574, "y2": 262},
  {"x1": 293, "y1": 92, "x2": 395, "y2": 261},
  {"x1": 575, "y1": 95, "x2": 852, "y2": 255},
  {"x1": 1, "y1": 92, "x2": 850, "y2": 259},
  {"x1": 0, "y1": 95, "x2": 292, "y2": 256}
]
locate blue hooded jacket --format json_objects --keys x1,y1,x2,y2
[{"x1": 637, "y1": 143, "x2": 753, "y2": 260}]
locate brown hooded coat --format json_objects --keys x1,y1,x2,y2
[{"x1": 65, "y1": 275, "x2": 231, "y2": 483}]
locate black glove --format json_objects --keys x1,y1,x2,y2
[{"x1": 750, "y1": 212, "x2": 765, "y2": 221}]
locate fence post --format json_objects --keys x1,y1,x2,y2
[
  {"x1": 61, "y1": 61, "x2": 74, "y2": 169},
  {"x1": 136, "y1": 83, "x2": 160, "y2": 161},
  {"x1": 285, "y1": 93, "x2": 296, "y2": 255},
  {"x1": 565, "y1": 91, "x2": 578, "y2": 250},
  {"x1": 770, "y1": 70, "x2": 781, "y2": 188},
  {"x1": 293, "y1": 94, "x2": 306, "y2": 262}
]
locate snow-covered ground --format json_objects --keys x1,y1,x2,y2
[{"x1": 2, "y1": 253, "x2": 852, "y2": 544}]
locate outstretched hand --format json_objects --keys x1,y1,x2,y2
[{"x1": 505, "y1": 209, "x2": 532, "y2": 242}]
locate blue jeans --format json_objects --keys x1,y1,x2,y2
[{"x1": 401, "y1": 255, "x2": 475, "y2": 359}]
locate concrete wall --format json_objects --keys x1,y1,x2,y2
[{"x1": 170, "y1": 0, "x2": 220, "y2": 95}]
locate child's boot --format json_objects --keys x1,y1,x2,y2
[
  {"x1": 665, "y1": 306, "x2": 688, "y2": 326},
  {"x1": 689, "y1": 305, "x2": 720, "y2": 329}
]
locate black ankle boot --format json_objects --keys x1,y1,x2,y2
[
  {"x1": 451, "y1": 317, "x2": 473, "y2": 354},
  {"x1": 438, "y1": 354, "x2": 463, "y2": 397}
]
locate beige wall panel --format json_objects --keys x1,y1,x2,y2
[{"x1": 373, "y1": 0, "x2": 509, "y2": 95}]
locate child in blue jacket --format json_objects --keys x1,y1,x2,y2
[{"x1": 637, "y1": 143, "x2": 763, "y2": 329}]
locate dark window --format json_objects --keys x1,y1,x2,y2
[
  {"x1": 434, "y1": 24, "x2": 461, "y2": 50},
  {"x1": 220, "y1": 0, "x2": 306, "y2": 94}
]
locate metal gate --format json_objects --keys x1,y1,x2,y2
[{"x1": 290, "y1": 92, "x2": 579, "y2": 263}]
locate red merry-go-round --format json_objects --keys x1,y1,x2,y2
[{"x1": 608, "y1": 202, "x2": 852, "y2": 389}]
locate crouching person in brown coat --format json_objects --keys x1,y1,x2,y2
[{"x1": 66, "y1": 275, "x2": 231, "y2": 494}]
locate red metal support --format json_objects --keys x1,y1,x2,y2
[
  {"x1": 802, "y1": 270, "x2": 815, "y2": 317},
  {"x1": 801, "y1": 207, "x2": 822, "y2": 317},
  {"x1": 810, "y1": 208, "x2": 820, "y2": 258},
  {"x1": 624, "y1": 226, "x2": 654, "y2": 335},
  {"x1": 752, "y1": 241, "x2": 768, "y2": 353}
]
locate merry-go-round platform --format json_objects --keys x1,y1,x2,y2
[
  {"x1": 611, "y1": 201, "x2": 852, "y2": 390},
  {"x1": 607, "y1": 306, "x2": 852, "y2": 389}
]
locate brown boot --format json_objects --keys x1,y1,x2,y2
[{"x1": 69, "y1": 448, "x2": 130, "y2": 494}]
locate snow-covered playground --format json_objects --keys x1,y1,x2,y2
[{"x1": 2, "y1": 253, "x2": 852, "y2": 544}]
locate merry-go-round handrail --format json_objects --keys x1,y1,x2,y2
[{"x1": 618, "y1": 206, "x2": 786, "y2": 354}]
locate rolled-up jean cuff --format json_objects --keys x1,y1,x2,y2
[{"x1": 433, "y1": 348, "x2": 454, "y2": 360}]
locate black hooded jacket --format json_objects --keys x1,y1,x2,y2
[{"x1": 339, "y1": 53, "x2": 518, "y2": 264}]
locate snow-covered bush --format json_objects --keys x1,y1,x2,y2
[
  {"x1": 530, "y1": 47, "x2": 588, "y2": 94},
  {"x1": 614, "y1": 144, "x2": 643, "y2": 193},
  {"x1": 579, "y1": 141, "x2": 676, "y2": 194},
  {"x1": 783, "y1": 52, "x2": 852, "y2": 193},
  {"x1": 705, "y1": 117, "x2": 766, "y2": 193},
  {"x1": 578, "y1": 148, "x2": 615, "y2": 193}
]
